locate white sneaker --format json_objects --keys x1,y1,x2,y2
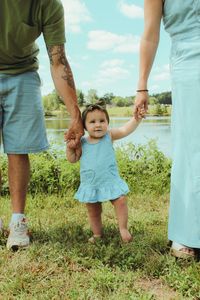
[{"x1": 6, "y1": 218, "x2": 30, "y2": 250}]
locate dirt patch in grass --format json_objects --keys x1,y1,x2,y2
[{"x1": 136, "y1": 278, "x2": 181, "y2": 300}]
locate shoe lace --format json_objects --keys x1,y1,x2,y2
[{"x1": 13, "y1": 219, "x2": 27, "y2": 234}]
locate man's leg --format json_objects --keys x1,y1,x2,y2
[
  {"x1": 1, "y1": 71, "x2": 49, "y2": 250},
  {"x1": 8, "y1": 154, "x2": 30, "y2": 213},
  {"x1": 6, "y1": 154, "x2": 30, "y2": 250}
]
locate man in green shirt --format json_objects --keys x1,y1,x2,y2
[{"x1": 0, "y1": 0, "x2": 84, "y2": 250}]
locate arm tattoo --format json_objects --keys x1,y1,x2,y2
[{"x1": 47, "y1": 45, "x2": 75, "y2": 90}]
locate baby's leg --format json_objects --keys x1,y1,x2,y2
[
  {"x1": 112, "y1": 196, "x2": 132, "y2": 242},
  {"x1": 86, "y1": 203, "x2": 102, "y2": 237}
]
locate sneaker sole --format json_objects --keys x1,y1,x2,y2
[{"x1": 7, "y1": 244, "x2": 30, "y2": 251}]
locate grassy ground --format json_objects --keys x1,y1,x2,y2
[
  {"x1": 47, "y1": 106, "x2": 134, "y2": 118},
  {"x1": 0, "y1": 193, "x2": 200, "y2": 299}
]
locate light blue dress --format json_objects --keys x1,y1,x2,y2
[
  {"x1": 163, "y1": 0, "x2": 200, "y2": 247},
  {"x1": 75, "y1": 133, "x2": 129, "y2": 203}
]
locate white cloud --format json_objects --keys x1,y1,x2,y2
[
  {"x1": 99, "y1": 61, "x2": 129, "y2": 80},
  {"x1": 151, "y1": 85, "x2": 159, "y2": 92},
  {"x1": 119, "y1": 1, "x2": 143, "y2": 19},
  {"x1": 81, "y1": 81, "x2": 91, "y2": 88},
  {"x1": 88, "y1": 31, "x2": 140, "y2": 53},
  {"x1": 154, "y1": 64, "x2": 169, "y2": 72},
  {"x1": 95, "y1": 59, "x2": 130, "y2": 88},
  {"x1": 153, "y1": 73, "x2": 170, "y2": 81},
  {"x1": 153, "y1": 64, "x2": 170, "y2": 81},
  {"x1": 80, "y1": 59, "x2": 130, "y2": 93},
  {"x1": 81, "y1": 55, "x2": 89, "y2": 61},
  {"x1": 61, "y1": 0, "x2": 91, "y2": 33},
  {"x1": 101, "y1": 59, "x2": 124, "y2": 68}
]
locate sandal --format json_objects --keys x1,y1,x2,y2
[{"x1": 170, "y1": 242, "x2": 195, "y2": 259}]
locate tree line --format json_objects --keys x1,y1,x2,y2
[{"x1": 42, "y1": 89, "x2": 172, "y2": 116}]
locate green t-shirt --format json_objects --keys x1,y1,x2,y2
[{"x1": 0, "y1": 0, "x2": 66, "y2": 74}]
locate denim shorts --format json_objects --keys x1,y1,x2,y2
[{"x1": 0, "y1": 71, "x2": 49, "y2": 154}]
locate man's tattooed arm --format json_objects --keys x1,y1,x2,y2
[
  {"x1": 46, "y1": 44, "x2": 84, "y2": 148},
  {"x1": 47, "y1": 45, "x2": 75, "y2": 90}
]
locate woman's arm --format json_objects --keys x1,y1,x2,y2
[
  {"x1": 110, "y1": 117, "x2": 142, "y2": 141},
  {"x1": 134, "y1": 0, "x2": 163, "y2": 119},
  {"x1": 66, "y1": 145, "x2": 82, "y2": 163}
]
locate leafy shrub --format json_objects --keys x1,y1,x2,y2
[
  {"x1": 0, "y1": 141, "x2": 171, "y2": 196},
  {"x1": 117, "y1": 140, "x2": 171, "y2": 195},
  {"x1": 0, "y1": 152, "x2": 80, "y2": 196}
]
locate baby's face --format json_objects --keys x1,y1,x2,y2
[{"x1": 85, "y1": 109, "x2": 108, "y2": 139}]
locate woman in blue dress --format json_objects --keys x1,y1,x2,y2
[
  {"x1": 67, "y1": 101, "x2": 144, "y2": 243},
  {"x1": 135, "y1": 0, "x2": 200, "y2": 258}
]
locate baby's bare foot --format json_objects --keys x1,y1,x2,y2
[
  {"x1": 120, "y1": 229, "x2": 132, "y2": 243},
  {"x1": 88, "y1": 235, "x2": 102, "y2": 244}
]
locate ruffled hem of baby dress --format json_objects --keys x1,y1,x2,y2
[{"x1": 74, "y1": 181, "x2": 129, "y2": 203}]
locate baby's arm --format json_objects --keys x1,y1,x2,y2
[
  {"x1": 66, "y1": 144, "x2": 82, "y2": 163},
  {"x1": 110, "y1": 116, "x2": 142, "y2": 141}
]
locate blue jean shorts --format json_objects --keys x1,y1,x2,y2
[{"x1": 0, "y1": 71, "x2": 49, "y2": 154}]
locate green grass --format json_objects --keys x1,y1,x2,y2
[
  {"x1": 47, "y1": 106, "x2": 134, "y2": 117},
  {"x1": 0, "y1": 193, "x2": 200, "y2": 299},
  {"x1": 107, "y1": 106, "x2": 133, "y2": 117}
]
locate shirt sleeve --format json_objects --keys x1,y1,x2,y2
[{"x1": 42, "y1": 0, "x2": 66, "y2": 46}]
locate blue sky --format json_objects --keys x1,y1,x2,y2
[{"x1": 37, "y1": 0, "x2": 171, "y2": 97}]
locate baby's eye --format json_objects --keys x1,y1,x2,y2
[
  {"x1": 90, "y1": 120, "x2": 95, "y2": 123},
  {"x1": 100, "y1": 119, "x2": 105, "y2": 123}
]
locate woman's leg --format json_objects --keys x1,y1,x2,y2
[
  {"x1": 169, "y1": 54, "x2": 200, "y2": 251},
  {"x1": 86, "y1": 203, "x2": 102, "y2": 237},
  {"x1": 112, "y1": 196, "x2": 132, "y2": 242}
]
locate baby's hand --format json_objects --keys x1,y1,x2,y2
[
  {"x1": 137, "y1": 107, "x2": 146, "y2": 119},
  {"x1": 66, "y1": 141, "x2": 82, "y2": 163}
]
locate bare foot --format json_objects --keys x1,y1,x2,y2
[
  {"x1": 88, "y1": 235, "x2": 102, "y2": 244},
  {"x1": 120, "y1": 229, "x2": 132, "y2": 243}
]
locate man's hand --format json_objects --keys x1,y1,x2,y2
[
  {"x1": 64, "y1": 116, "x2": 84, "y2": 149},
  {"x1": 133, "y1": 91, "x2": 149, "y2": 120}
]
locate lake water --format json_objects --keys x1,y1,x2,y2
[
  {"x1": 0, "y1": 116, "x2": 172, "y2": 156},
  {"x1": 46, "y1": 116, "x2": 172, "y2": 157}
]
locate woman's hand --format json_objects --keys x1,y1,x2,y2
[{"x1": 133, "y1": 91, "x2": 149, "y2": 120}]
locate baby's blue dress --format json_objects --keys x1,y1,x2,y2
[
  {"x1": 75, "y1": 133, "x2": 129, "y2": 203},
  {"x1": 163, "y1": 0, "x2": 200, "y2": 247}
]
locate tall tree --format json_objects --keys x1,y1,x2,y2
[
  {"x1": 86, "y1": 89, "x2": 98, "y2": 104},
  {"x1": 101, "y1": 93, "x2": 114, "y2": 105},
  {"x1": 76, "y1": 89, "x2": 85, "y2": 106}
]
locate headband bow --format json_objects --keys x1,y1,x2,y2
[{"x1": 85, "y1": 99, "x2": 106, "y2": 109}]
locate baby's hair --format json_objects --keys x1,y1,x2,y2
[{"x1": 82, "y1": 99, "x2": 110, "y2": 129}]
